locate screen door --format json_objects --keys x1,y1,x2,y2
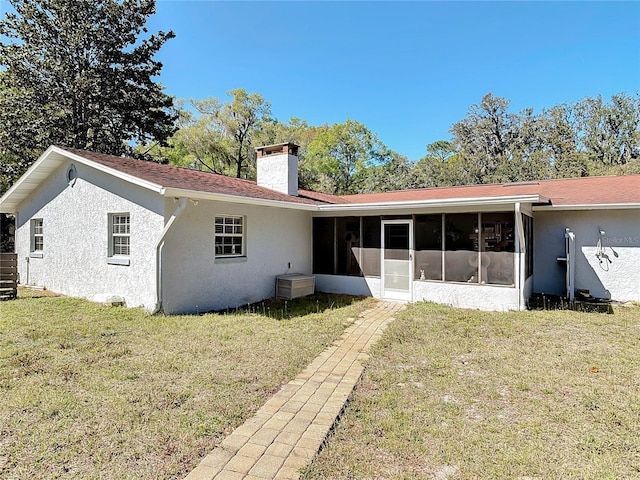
[{"x1": 382, "y1": 220, "x2": 412, "y2": 301}]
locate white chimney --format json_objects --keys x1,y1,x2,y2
[{"x1": 256, "y1": 143, "x2": 299, "y2": 196}]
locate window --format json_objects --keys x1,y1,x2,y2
[
  {"x1": 361, "y1": 216, "x2": 381, "y2": 277},
  {"x1": 412, "y1": 212, "x2": 515, "y2": 286},
  {"x1": 481, "y1": 213, "x2": 515, "y2": 285},
  {"x1": 110, "y1": 213, "x2": 130, "y2": 257},
  {"x1": 312, "y1": 213, "x2": 516, "y2": 287},
  {"x1": 445, "y1": 213, "x2": 479, "y2": 283},
  {"x1": 414, "y1": 215, "x2": 443, "y2": 280},
  {"x1": 31, "y1": 218, "x2": 43, "y2": 252},
  {"x1": 215, "y1": 216, "x2": 244, "y2": 257},
  {"x1": 312, "y1": 216, "x2": 380, "y2": 277},
  {"x1": 336, "y1": 217, "x2": 361, "y2": 275},
  {"x1": 523, "y1": 214, "x2": 534, "y2": 279},
  {"x1": 313, "y1": 218, "x2": 335, "y2": 274}
]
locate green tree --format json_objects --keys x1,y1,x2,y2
[
  {"x1": 425, "y1": 140, "x2": 456, "y2": 163},
  {"x1": 136, "y1": 101, "x2": 209, "y2": 168},
  {"x1": 495, "y1": 107, "x2": 551, "y2": 182},
  {"x1": 450, "y1": 93, "x2": 517, "y2": 184},
  {"x1": 411, "y1": 140, "x2": 468, "y2": 187},
  {"x1": 0, "y1": 0, "x2": 177, "y2": 192},
  {"x1": 189, "y1": 89, "x2": 271, "y2": 178},
  {"x1": 356, "y1": 147, "x2": 414, "y2": 193},
  {"x1": 306, "y1": 119, "x2": 382, "y2": 194},
  {"x1": 166, "y1": 105, "x2": 231, "y2": 173},
  {"x1": 576, "y1": 93, "x2": 640, "y2": 169},
  {"x1": 538, "y1": 104, "x2": 587, "y2": 178}
]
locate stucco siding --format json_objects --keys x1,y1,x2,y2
[
  {"x1": 315, "y1": 274, "x2": 521, "y2": 310},
  {"x1": 256, "y1": 153, "x2": 298, "y2": 196},
  {"x1": 15, "y1": 161, "x2": 163, "y2": 309},
  {"x1": 315, "y1": 275, "x2": 379, "y2": 297},
  {"x1": 413, "y1": 281, "x2": 521, "y2": 311},
  {"x1": 534, "y1": 209, "x2": 640, "y2": 302},
  {"x1": 161, "y1": 199, "x2": 312, "y2": 314}
]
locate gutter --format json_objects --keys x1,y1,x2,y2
[
  {"x1": 515, "y1": 203, "x2": 524, "y2": 311},
  {"x1": 152, "y1": 197, "x2": 188, "y2": 314},
  {"x1": 316, "y1": 194, "x2": 546, "y2": 212},
  {"x1": 533, "y1": 203, "x2": 640, "y2": 211}
]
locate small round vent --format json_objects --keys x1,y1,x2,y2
[{"x1": 67, "y1": 164, "x2": 77, "y2": 182}]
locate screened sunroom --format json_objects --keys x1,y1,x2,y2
[{"x1": 311, "y1": 200, "x2": 536, "y2": 311}]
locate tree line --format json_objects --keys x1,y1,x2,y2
[
  {"x1": 150, "y1": 90, "x2": 640, "y2": 195},
  {"x1": 1, "y1": 0, "x2": 639, "y2": 200}
]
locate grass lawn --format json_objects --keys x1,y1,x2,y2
[
  {"x1": 302, "y1": 301, "x2": 640, "y2": 480},
  {"x1": 0, "y1": 288, "x2": 373, "y2": 479}
]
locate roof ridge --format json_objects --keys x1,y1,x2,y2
[{"x1": 534, "y1": 174, "x2": 636, "y2": 184}]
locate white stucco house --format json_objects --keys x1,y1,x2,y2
[{"x1": 1, "y1": 143, "x2": 638, "y2": 313}]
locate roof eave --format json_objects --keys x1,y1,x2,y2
[
  {"x1": 0, "y1": 145, "x2": 61, "y2": 212},
  {"x1": 534, "y1": 203, "x2": 640, "y2": 211},
  {"x1": 316, "y1": 194, "x2": 547, "y2": 212},
  {"x1": 161, "y1": 187, "x2": 320, "y2": 211}
]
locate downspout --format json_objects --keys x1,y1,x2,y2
[
  {"x1": 152, "y1": 197, "x2": 188, "y2": 314},
  {"x1": 514, "y1": 202, "x2": 525, "y2": 311}
]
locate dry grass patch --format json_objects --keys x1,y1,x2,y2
[
  {"x1": 0, "y1": 289, "x2": 372, "y2": 479},
  {"x1": 303, "y1": 302, "x2": 640, "y2": 480}
]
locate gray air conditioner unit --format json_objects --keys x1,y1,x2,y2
[{"x1": 276, "y1": 274, "x2": 315, "y2": 300}]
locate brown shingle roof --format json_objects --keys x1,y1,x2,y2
[
  {"x1": 63, "y1": 148, "x2": 640, "y2": 208},
  {"x1": 339, "y1": 175, "x2": 640, "y2": 207},
  {"x1": 298, "y1": 189, "x2": 350, "y2": 204},
  {"x1": 62, "y1": 148, "x2": 340, "y2": 205},
  {"x1": 532, "y1": 175, "x2": 640, "y2": 206}
]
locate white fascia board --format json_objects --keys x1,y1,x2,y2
[
  {"x1": 0, "y1": 146, "x2": 65, "y2": 212},
  {"x1": 160, "y1": 187, "x2": 319, "y2": 211},
  {"x1": 533, "y1": 203, "x2": 640, "y2": 211},
  {"x1": 316, "y1": 194, "x2": 545, "y2": 213}
]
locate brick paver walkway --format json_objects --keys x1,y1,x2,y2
[{"x1": 184, "y1": 300, "x2": 403, "y2": 480}]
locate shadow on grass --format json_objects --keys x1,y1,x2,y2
[
  {"x1": 211, "y1": 292, "x2": 366, "y2": 320},
  {"x1": 14, "y1": 286, "x2": 367, "y2": 319},
  {"x1": 527, "y1": 292, "x2": 614, "y2": 314}
]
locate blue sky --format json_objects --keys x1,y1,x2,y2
[
  {"x1": 1, "y1": 0, "x2": 638, "y2": 160},
  {"x1": 146, "y1": 1, "x2": 640, "y2": 160}
]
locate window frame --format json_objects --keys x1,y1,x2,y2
[
  {"x1": 108, "y1": 213, "x2": 131, "y2": 263},
  {"x1": 523, "y1": 213, "x2": 534, "y2": 279},
  {"x1": 31, "y1": 218, "x2": 44, "y2": 254},
  {"x1": 214, "y1": 215, "x2": 245, "y2": 258}
]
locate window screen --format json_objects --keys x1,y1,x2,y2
[{"x1": 215, "y1": 216, "x2": 244, "y2": 257}]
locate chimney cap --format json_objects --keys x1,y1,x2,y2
[{"x1": 256, "y1": 142, "x2": 299, "y2": 157}]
